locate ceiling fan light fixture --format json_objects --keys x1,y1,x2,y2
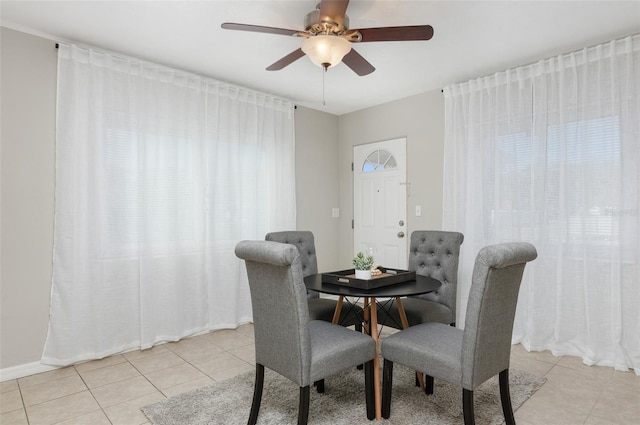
[{"x1": 302, "y1": 35, "x2": 351, "y2": 69}]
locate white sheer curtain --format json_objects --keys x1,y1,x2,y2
[
  {"x1": 443, "y1": 34, "x2": 639, "y2": 373},
  {"x1": 42, "y1": 44, "x2": 295, "y2": 366}
]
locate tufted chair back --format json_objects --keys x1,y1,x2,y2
[
  {"x1": 408, "y1": 231, "x2": 464, "y2": 316},
  {"x1": 265, "y1": 231, "x2": 318, "y2": 277},
  {"x1": 265, "y1": 231, "x2": 319, "y2": 299}
]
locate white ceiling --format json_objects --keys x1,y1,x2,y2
[{"x1": 2, "y1": 1, "x2": 639, "y2": 115}]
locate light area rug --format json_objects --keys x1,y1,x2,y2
[{"x1": 142, "y1": 364, "x2": 546, "y2": 425}]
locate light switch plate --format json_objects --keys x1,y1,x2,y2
[
  {"x1": 415, "y1": 205, "x2": 422, "y2": 216},
  {"x1": 332, "y1": 208, "x2": 340, "y2": 218}
]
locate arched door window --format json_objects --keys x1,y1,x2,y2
[{"x1": 362, "y1": 149, "x2": 397, "y2": 172}]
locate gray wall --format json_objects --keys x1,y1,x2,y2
[
  {"x1": 336, "y1": 91, "x2": 445, "y2": 267},
  {"x1": 294, "y1": 106, "x2": 341, "y2": 272},
  {"x1": 1, "y1": 28, "x2": 57, "y2": 370},
  {"x1": 0, "y1": 27, "x2": 445, "y2": 372}
]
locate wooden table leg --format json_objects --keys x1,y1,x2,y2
[
  {"x1": 370, "y1": 297, "x2": 382, "y2": 420},
  {"x1": 394, "y1": 297, "x2": 410, "y2": 329},
  {"x1": 331, "y1": 296, "x2": 344, "y2": 325},
  {"x1": 363, "y1": 297, "x2": 371, "y2": 335},
  {"x1": 395, "y1": 297, "x2": 425, "y2": 391}
]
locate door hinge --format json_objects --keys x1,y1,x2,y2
[
  {"x1": 352, "y1": 219, "x2": 354, "y2": 229},
  {"x1": 351, "y1": 162, "x2": 354, "y2": 171}
]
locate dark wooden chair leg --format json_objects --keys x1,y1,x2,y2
[
  {"x1": 499, "y1": 369, "x2": 516, "y2": 425},
  {"x1": 364, "y1": 360, "x2": 375, "y2": 420},
  {"x1": 425, "y1": 374, "x2": 434, "y2": 394},
  {"x1": 463, "y1": 388, "x2": 475, "y2": 425},
  {"x1": 314, "y1": 379, "x2": 325, "y2": 393},
  {"x1": 298, "y1": 386, "x2": 310, "y2": 425},
  {"x1": 248, "y1": 364, "x2": 265, "y2": 425},
  {"x1": 356, "y1": 320, "x2": 364, "y2": 370},
  {"x1": 382, "y1": 359, "x2": 394, "y2": 419}
]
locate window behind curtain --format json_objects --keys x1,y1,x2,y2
[
  {"x1": 488, "y1": 116, "x2": 623, "y2": 245},
  {"x1": 102, "y1": 128, "x2": 201, "y2": 258}
]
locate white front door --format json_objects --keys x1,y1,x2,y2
[{"x1": 353, "y1": 138, "x2": 408, "y2": 269}]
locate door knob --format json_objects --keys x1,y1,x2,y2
[
  {"x1": 399, "y1": 220, "x2": 405, "y2": 226},
  {"x1": 397, "y1": 231, "x2": 405, "y2": 238}
]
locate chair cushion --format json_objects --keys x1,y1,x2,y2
[
  {"x1": 378, "y1": 298, "x2": 454, "y2": 330},
  {"x1": 381, "y1": 322, "x2": 464, "y2": 385},
  {"x1": 309, "y1": 320, "x2": 376, "y2": 383}
]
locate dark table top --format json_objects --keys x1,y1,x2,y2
[{"x1": 303, "y1": 273, "x2": 441, "y2": 298}]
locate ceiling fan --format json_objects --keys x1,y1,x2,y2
[{"x1": 221, "y1": 0, "x2": 434, "y2": 76}]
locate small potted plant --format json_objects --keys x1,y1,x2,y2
[{"x1": 353, "y1": 251, "x2": 375, "y2": 280}]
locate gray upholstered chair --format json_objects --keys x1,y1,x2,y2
[
  {"x1": 377, "y1": 230, "x2": 464, "y2": 329},
  {"x1": 265, "y1": 231, "x2": 363, "y2": 331},
  {"x1": 235, "y1": 240, "x2": 376, "y2": 425},
  {"x1": 380, "y1": 242, "x2": 537, "y2": 425}
]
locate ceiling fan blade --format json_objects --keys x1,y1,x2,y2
[
  {"x1": 266, "y1": 48, "x2": 306, "y2": 71},
  {"x1": 342, "y1": 49, "x2": 375, "y2": 76},
  {"x1": 353, "y1": 25, "x2": 434, "y2": 42},
  {"x1": 318, "y1": 0, "x2": 349, "y2": 26},
  {"x1": 221, "y1": 22, "x2": 300, "y2": 37}
]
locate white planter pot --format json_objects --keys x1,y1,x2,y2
[{"x1": 355, "y1": 269, "x2": 372, "y2": 280}]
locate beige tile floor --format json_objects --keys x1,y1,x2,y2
[{"x1": 1, "y1": 324, "x2": 638, "y2": 425}]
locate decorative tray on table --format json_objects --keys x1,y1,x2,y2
[{"x1": 321, "y1": 268, "x2": 416, "y2": 290}]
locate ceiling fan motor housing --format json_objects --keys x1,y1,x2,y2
[{"x1": 304, "y1": 9, "x2": 349, "y2": 35}]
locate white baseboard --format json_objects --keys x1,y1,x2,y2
[{"x1": 0, "y1": 361, "x2": 59, "y2": 382}]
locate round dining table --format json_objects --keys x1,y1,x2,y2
[{"x1": 304, "y1": 273, "x2": 441, "y2": 420}]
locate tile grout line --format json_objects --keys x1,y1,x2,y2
[
  {"x1": 118, "y1": 356, "x2": 170, "y2": 425},
  {"x1": 122, "y1": 354, "x2": 168, "y2": 398},
  {"x1": 15, "y1": 378, "x2": 30, "y2": 425},
  {"x1": 160, "y1": 343, "x2": 222, "y2": 391},
  {"x1": 73, "y1": 365, "x2": 115, "y2": 425}
]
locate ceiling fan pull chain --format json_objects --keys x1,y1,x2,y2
[{"x1": 322, "y1": 65, "x2": 327, "y2": 106}]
